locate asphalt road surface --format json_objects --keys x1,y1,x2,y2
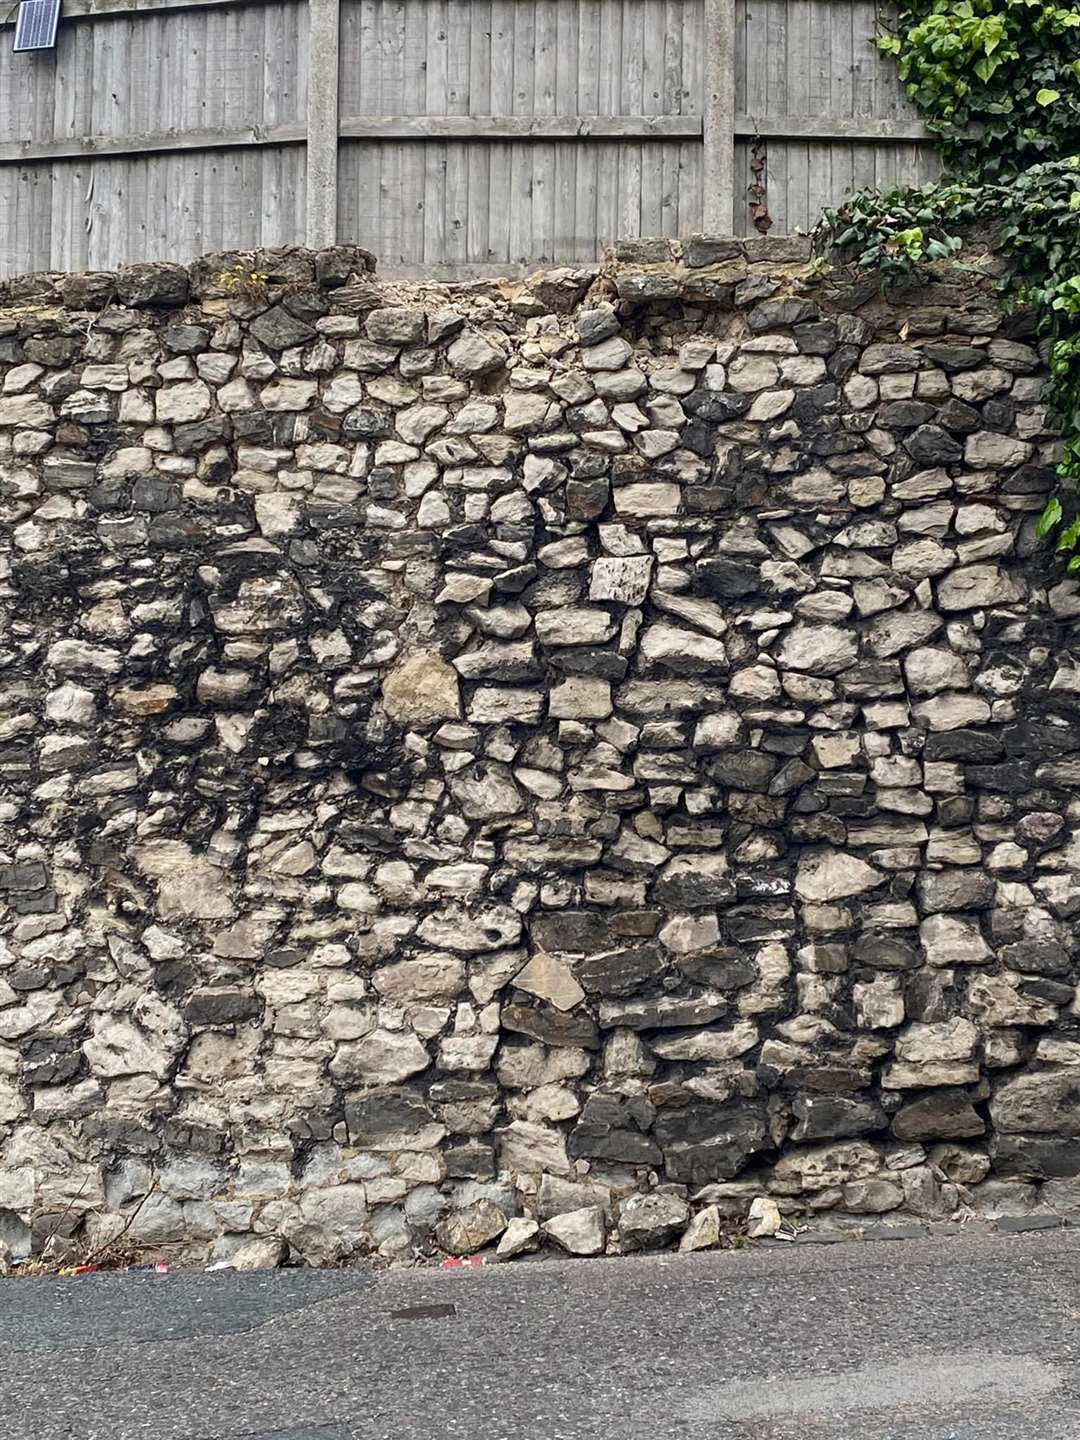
[{"x1": 4, "y1": 1230, "x2": 1080, "y2": 1440}]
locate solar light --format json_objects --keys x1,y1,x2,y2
[{"x1": 12, "y1": 0, "x2": 61, "y2": 52}]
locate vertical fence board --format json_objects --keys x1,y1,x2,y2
[
  {"x1": 532, "y1": 1, "x2": 558, "y2": 262},
  {"x1": 507, "y1": 2, "x2": 535, "y2": 266},
  {"x1": 618, "y1": 1, "x2": 644, "y2": 238},
  {"x1": 465, "y1": 0, "x2": 492, "y2": 260}
]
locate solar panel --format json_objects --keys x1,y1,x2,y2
[{"x1": 12, "y1": 0, "x2": 61, "y2": 51}]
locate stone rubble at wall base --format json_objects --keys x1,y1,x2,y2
[{"x1": 0, "y1": 238, "x2": 1077, "y2": 1267}]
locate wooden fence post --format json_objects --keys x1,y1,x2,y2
[
  {"x1": 702, "y1": 0, "x2": 736, "y2": 234},
  {"x1": 306, "y1": 0, "x2": 340, "y2": 249}
]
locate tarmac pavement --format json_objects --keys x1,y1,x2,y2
[{"x1": 4, "y1": 1228, "x2": 1080, "y2": 1440}]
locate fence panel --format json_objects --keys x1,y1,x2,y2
[
  {"x1": 333, "y1": 0, "x2": 705, "y2": 275},
  {"x1": 0, "y1": 0, "x2": 308, "y2": 274},
  {"x1": 0, "y1": 0, "x2": 936, "y2": 277},
  {"x1": 731, "y1": 0, "x2": 938, "y2": 234}
]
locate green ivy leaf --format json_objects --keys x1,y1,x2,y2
[
  {"x1": 1036, "y1": 88, "x2": 1061, "y2": 106},
  {"x1": 1058, "y1": 517, "x2": 1080, "y2": 552},
  {"x1": 1037, "y1": 496, "x2": 1064, "y2": 537}
]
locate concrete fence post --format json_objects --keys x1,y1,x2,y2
[
  {"x1": 306, "y1": 0, "x2": 341, "y2": 249},
  {"x1": 702, "y1": 0, "x2": 736, "y2": 235}
]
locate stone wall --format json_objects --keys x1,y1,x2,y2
[{"x1": 0, "y1": 238, "x2": 1077, "y2": 1267}]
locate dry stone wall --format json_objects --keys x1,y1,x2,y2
[{"x1": 0, "y1": 239, "x2": 1078, "y2": 1266}]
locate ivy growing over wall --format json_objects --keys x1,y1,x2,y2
[{"x1": 814, "y1": 0, "x2": 1080, "y2": 560}]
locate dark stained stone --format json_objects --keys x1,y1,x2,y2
[
  {"x1": 924, "y1": 731, "x2": 1004, "y2": 763},
  {"x1": 183, "y1": 989, "x2": 263, "y2": 1026},
  {"x1": 747, "y1": 298, "x2": 819, "y2": 332},
  {"x1": 653, "y1": 1100, "x2": 769, "y2": 1182},
  {"x1": 599, "y1": 996, "x2": 727, "y2": 1030},
  {"x1": 905, "y1": 425, "x2": 963, "y2": 465},
  {"x1": 115, "y1": 262, "x2": 190, "y2": 307},
  {"x1": 574, "y1": 945, "x2": 668, "y2": 997},
  {"x1": 917, "y1": 870, "x2": 997, "y2": 914},
  {"x1": 345, "y1": 1088, "x2": 445, "y2": 1147},
  {"x1": 500, "y1": 1003, "x2": 601, "y2": 1049},
  {"x1": 708, "y1": 750, "x2": 779, "y2": 791},
  {"x1": 990, "y1": 1134, "x2": 1080, "y2": 1179},
  {"x1": 852, "y1": 932, "x2": 921, "y2": 971},
  {"x1": 892, "y1": 1092, "x2": 986, "y2": 1141},
  {"x1": 696, "y1": 557, "x2": 762, "y2": 598},
  {"x1": 249, "y1": 305, "x2": 318, "y2": 350},
  {"x1": 684, "y1": 236, "x2": 746, "y2": 268},
  {"x1": 1000, "y1": 941, "x2": 1073, "y2": 977},
  {"x1": 923, "y1": 344, "x2": 984, "y2": 371},
  {"x1": 791, "y1": 1093, "x2": 887, "y2": 1142},
  {"x1": 530, "y1": 911, "x2": 610, "y2": 954},
  {"x1": 684, "y1": 389, "x2": 751, "y2": 423},
  {"x1": 675, "y1": 951, "x2": 758, "y2": 990}
]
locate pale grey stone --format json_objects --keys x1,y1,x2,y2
[
  {"x1": 382, "y1": 651, "x2": 461, "y2": 725},
  {"x1": 612, "y1": 483, "x2": 681, "y2": 517},
  {"x1": 963, "y1": 432, "x2": 1033, "y2": 468},
  {"x1": 641, "y1": 624, "x2": 728, "y2": 673},
  {"x1": 775, "y1": 624, "x2": 858, "y2": 675},
  {"x1": 512, "y1": 952, "x2": 586, "y2": 1011},
  {"x1": 542, "y1": 1205, "x2": 606, "y2": 1255},
  {"x1": 796, "y1": 851, "x2": 885, "y2": 903},
  {"x1": 495, "y1": 1216, "x2": 541, "y2": 1259},
  {"x1": 904, "y1": 647, "x2": 968, "y2": 695},
  {"x1": 435, "y1": 1199, "x2": 508, "y2": 1255},
  {"x1": 581, "y1": 336, "x2": 633, "y2": 371},
  {"x1": 937, "y1": 564, "x2": 1022, "y2": 611},
  {"x1": 746, "y1": 1195, "x2": 782, "y2": 1237},
  {"x1": 331, "y1": 1030, "x2": 431, "y2": 1085},
  {"x1": 590, "y1": 555, "x2": 654, "y2": 604},
  {"x1": 448, "y1": 332, "x2": 505, "y2": 374}
]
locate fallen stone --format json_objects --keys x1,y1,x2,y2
[
  {"x1": 542, "y1": 1205, "x2": 606, "y2": 1256},
  {"x1": 618, "y1": 1191, "x2": 691, "y2": 1252},
  {"x1": 746, "y1": 1195, "x2": 782, "y2": 1237},
  {"x1": 225, "y1": 1236, "x2": 288, "y2": 1271},
  {"x1": 495, "y1": 1216, "x2": 541, "y2": 1260},
  {"x1": 435, "y1": 1199, "x2": 508, "y2": 1255},
  {"x1": 678, "y1": 1204, "x2": 723, "y2": 1252}
]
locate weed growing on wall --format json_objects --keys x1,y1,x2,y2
[{"x1": 813, "y1": 0, "x2": 1080, "y2": 561}]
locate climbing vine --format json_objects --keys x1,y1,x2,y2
[
  {"x1": 880, "y1": 0, "x2": 1080, "y2": 179},
  {"x1": 813, "y1": 0, "x2": 1080, "y2": 561}
]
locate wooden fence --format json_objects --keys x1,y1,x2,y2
[{"x1": 0, "y1": 0, "x2": 938, "y2": 278}]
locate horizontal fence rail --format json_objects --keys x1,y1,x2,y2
[{"x1": 0, "y1": 0, "x2": 937, "y2": 277}]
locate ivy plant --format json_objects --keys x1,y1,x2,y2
[
  {"x1": 814, "y1": 0, "x2": 1080, "y2": 565},
  {"x1": 879, "y1": 0, "x2": 1080, "y2": 179}
]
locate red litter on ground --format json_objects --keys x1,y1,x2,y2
[{"x1": 440, "y1": 1256, "x2": 485, "y2": 1269}]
